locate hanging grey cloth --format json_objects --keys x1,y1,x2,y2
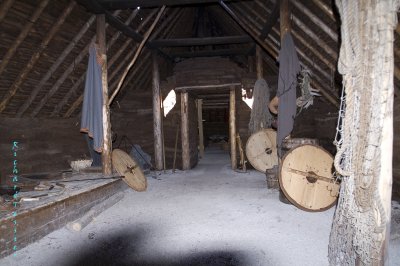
[
  {"x1": 277, "y1": 33, "x2": 301, "y2": 157},
  {"x1": 80, "y1": 46, "x2": 104, "y2": 153},
  {"x1": 248, "y1": 78, "x2": 272, "y2": 134}
]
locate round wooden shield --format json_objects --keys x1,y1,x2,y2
[
  {"x1": 245, "y1": 129, "x2": 278, "y2": 172},
  {"x1": 112, "y1": 149, "x2": 147, "y2": 192},
  {"x1": 279, "y1": 144, "x2": 339, "y2": 212}
]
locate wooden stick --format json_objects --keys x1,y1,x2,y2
[
  {"x1": 17, "y1": 14, "x2": 97, "y2": 117},
  {"x1": 229, "y1": 86, "x2": 237, "y2": 170},
  {"x1": 152, "y1": 51, "x2": 164, "y2": 171},
  {"x1": 0, "y1": 0, "x2": 14, "y2": 23},
  {"x1": 97, "y1": 14, "x2": 113, "y2": 176},
  {"x1": 256, "y1": 45, "x2": 263, "y2": 79},
  {"x1": 108, "y1": 6, "x2": 166, "y2": 105},
  {"x1": 197, "y1": 99, "x2": 204, "y2": 158},
  {"x1": 66, "y1": 192, "x2": 124, "y2": 232},
  {"x1": 172, "y1": 121, "x2": 180, "y2": 173},
  {"x1": 0, "y1": 0, "x2": 49, "y2": 77},
  {"x1": 181, "y1": 92, "x2": 190, "y2": 170},
  {"x1": 0, "y1": 1, "x2": 75, "y2": 113}
]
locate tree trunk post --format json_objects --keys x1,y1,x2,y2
[
  {"x1": 229, "y1": 86, "x2": 237, "y2": 169},
  {"x1": 152, "y1": 52, "x2": 163, "y2": 170},
  {"x1": 181, "y1": 91, "x2": 190, "y2": 170}
]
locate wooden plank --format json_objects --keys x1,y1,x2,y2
[
  {"x1": 150, "y1": 35, "x2": 252, "y2": 47},
  {"x1": 175, "y1": 83, "x2": 241, "y2": 91},
  {"x1": 197, "y1": 99, "x2": 204, "y2": 158},
  {"x1": 97, "y1": 14, "x2": 113, "y2": 176},
  {"x1": 153, "y1": 52, "x2": 164, "y2": 170},
  {"x1": 0, "y1": 1, "x2": 76, "y2": 113},
  {"x1": 181, "y1": 92, "x2": 190, "y2": 170},
  {"x1": 170, "y1": 48, "x2": 248, "y2": 58},
  {"x1": 0, "y1": 178, "x2": 126, "y2": 258},
  {"x1": 229, "y1": 86, "x2": 237, "y2": 169}
]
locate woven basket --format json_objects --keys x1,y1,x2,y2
[{"x1": 70, "y1": 159, "x2": 92, "y2": 172}]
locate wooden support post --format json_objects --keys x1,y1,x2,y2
[
  {"x1": 97, "y1": 14, "x2": 112, "y2": 176},
  {"x1": 152, "y1": 52, "x2": 163, "y2": 170},
  {"x1": 181, "y1": 92, "x2": 190, "y2": 170},
  {"x1": 229, "y1": 86, "x2": 237, "y2": 170},
  {"x1": 256, "y1": 45, "x2": 263, "y2": 79},
  {"x1": 197, "y1": 99, "x2": 204, "y2": 158},
  {"x1": 280, "y1": 0, "x2": 290, "y2": 40}
]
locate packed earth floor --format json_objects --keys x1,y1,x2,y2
[{"x1": 1, "y1": 148, "x2": 400, "y2": 266}]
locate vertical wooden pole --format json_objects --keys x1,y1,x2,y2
[
  {"x1": 181, "y1": 91, "x2": 190, "y2": 170},
  {"x1": 229, "y1": 86, "x2": 237, "y2": 170},
  {"x1": 280, "y1": 0, "x2": 290, "y2": 41},
  {"x1": 197, "y1": 99, "x2": 204, "y2": 158},
  {"x1": 256, "y1": 45, "x2": 263, "y2": 79},
  {"x1": 97, "y1": 14, "x2": 112, "y2": 175},
  {"x1": 152, "y1": 52, "x2": 163, "y2": 170}
]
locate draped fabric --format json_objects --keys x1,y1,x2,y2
[
  {"x1": 80, "y1": 46, "x2": 103, "y2": 153},
  {"x1": 277, "y1": 33, "x2": 301, "y2": 157}
]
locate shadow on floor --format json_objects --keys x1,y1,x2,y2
[{"x1": 66, "y1": 228, "x2": 248, "y2": 266}]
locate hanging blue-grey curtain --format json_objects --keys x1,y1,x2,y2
[
  {"x1": 277, "y1": 33, "x2": 301, "y2": 157},
  {"x1": 80, "y1": 46, "x2": 104, "y2": 153}
]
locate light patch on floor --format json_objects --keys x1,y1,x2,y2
[{"x1": 1, "y1": 148, "x2": 399, "y2": 265}]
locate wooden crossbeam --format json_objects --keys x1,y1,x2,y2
[
  {"x1": 150, "y1": 35, "x2": 251, "y2": 47},
  {"x1": 170, "y1": 48, "x2": 248, "y2": 58},
  {"x1": 17, "y1": 13, "x2": 99, "y2": 117},
  {"x1": 85, "y1": 0, "x2": 238, "y2": 10},
  {"x1": 0, "y1": 0, "x2": 49, "y2": 77},
  {"x1": 0, "y1": 1, "x2": 76, "y2": 113}
]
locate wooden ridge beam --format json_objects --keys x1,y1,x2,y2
[
  {"x1": 150, "y1": 35, "x2": 252, "y2": 47},
  {"x1": 170, "y1": 48, "x2": 248, "y2": 58},
  {"x1": 17, "y1": 12, "x2": 99, "y2": 117},
  {"x1": 0, "y1": 1, "x2": 76, "y2": 113},
  {"x1": 87, "y1": 0, "x2": 238, "y2": 10},
  {"x1": 0, "y1": 0, "x2": 49, "y2": 77}
]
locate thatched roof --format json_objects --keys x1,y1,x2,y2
[{"x1": 0, "y1": 0, "x2": 398, "y2": 118}]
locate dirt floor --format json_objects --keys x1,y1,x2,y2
[{"x1": 1, "y1": 148, "x2": 399, "y2": 266}]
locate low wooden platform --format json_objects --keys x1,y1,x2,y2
[{"x1": 0, "y1": 173, "x2": 127, "y2": 258}]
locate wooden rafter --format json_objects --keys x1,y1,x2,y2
[
  {"x1": 0, "y1": 0, "x2": 49, "y2": 77},
  {"x1": 0, "y1": 1, "x2": 76, "y2": 113},
  {"x1": 50, "y1": 10, "x2": 140, "y2": 117},
  {"x1": 16, "y1": 13, "x2": 99, "y2": 117},
  {"x1": 150, "y1": 35, "x2": 251, "y2": 47},
  {"x1": 170, "y1": 48, "x2": 247, "y2": 58},
  {"x1": 0, "y1": 0, "x2": 14, "y2": 22},
  {"x1": 29, "y1": 10, "x2": 140, "y2": 117}
]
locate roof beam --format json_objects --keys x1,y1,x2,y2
[
  {"x1": 90, "y1": 0, "x2": 238, "y2": 10},
  {"x1": 0, "y1": 0, "x2": 14, "y2": 22},
  {"x1": 170, "y1": 48, "x2": 248, "y2": 58},
  {"x1": 151, "y1": 35, "x2": 252, "y2": 47}
]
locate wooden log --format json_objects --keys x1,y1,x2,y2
[
  {"x1": 0, "y1": 0, "x2": 14, "y2": 22},
  {"x1": 152, "y1": 52, "x2": 163, "y2": 170},
  {"x1": 175, "y1": 83, "x2": 241, "y2": 91},
  {"x1": 197, "y1": 99, "x2": 204, "y2": 158},
  {"x1": 17, "y1": 13, "x2": 98, "y2": 117},
  {"x1": 66, "y1": 192, "x2": 124, "y2": 232},
  {"x1": 0, "y1": 0, "x2": 49, "y2": 77},
  {"x1": 170, "y1": 48, "x2": 247, "y2": 58},
  {"x1": 97, "y1": 14, "x2": 113, "y2": 176},
  {"x1": 108, "y1": 6, "x2": 166, "y2": 105},
  {"x1": 150, "y1": 35, "x2": 251, "y2": 47},
  {"x1": 229, "y1": 86, "x2": 237, "y2": 169},
  {"x1": 0, "y1": 1, "x2": 75, "y2": 113},
  {"x1": 256, "y1": 45, "x2": 263, "y2": 79},
  {"x1": 181, "y1": 92, "x2": 190, "y2": 170},
  {"x1": 310, "y1": 0, "x2": 335, "y2": 21}
]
